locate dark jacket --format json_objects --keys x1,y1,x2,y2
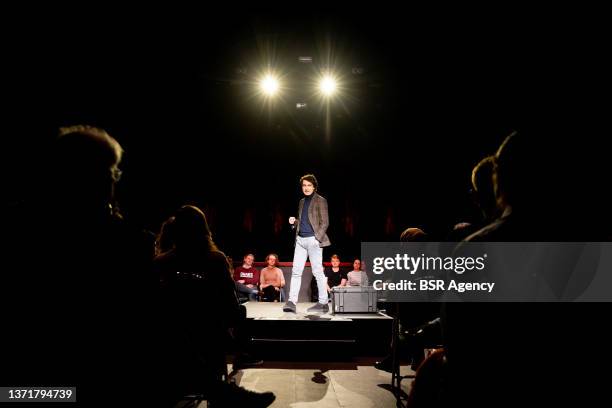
[{"x1": 295, "y1": 192, "x2": 331, "y2": 247}]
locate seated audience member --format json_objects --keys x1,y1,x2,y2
[
  {"x1": 311, "y1": 254, "x2": 347, "y2": 301},
  {"x1": 4, "y1": 125, "x2": 158, "y2": 406},
  {"x1": 375, "y1": 227, "x2": 441, "y2": 375},
  {"x1": 155, "y1": 205, "x2": 273, "y2": 406},
  {"x1": 347, "y1": 258, "x2": 369, "y2": 286},
  {"x1": 464, "y1": 131, "x2": 572, "y2": 242},
  {"x1": 445, "y1": 130, "x2": 610, "y2": 405},
  {"x1": 326, "y1": 254, "x2": 348, "y2": 289},
  {"x1": 446, "y1": 155, "x2": 498, "y2": 242},
  {"x1": 260, "y1": 253, "x2": 285, "y2": 302},
  {"x1": 234, "y1": 253, "x2": 260, "y2": 301}
]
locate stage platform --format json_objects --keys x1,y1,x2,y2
[{"x1": 243, "y1": 302, "x2": 393, "y2": 359}]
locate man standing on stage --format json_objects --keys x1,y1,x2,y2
[{"x1": 283, "y1": 174, "x2": 331, "y2": 313}]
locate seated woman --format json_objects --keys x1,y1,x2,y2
[
  {"x1": 347, "y1": 258, "x2": 369, "y2": 286},
  {"x1": 259, "y1": 253, "x2": 285, "y2": 302},
  {"x1": 155, "y1": 205, "x2": 273, "y2": 406}
]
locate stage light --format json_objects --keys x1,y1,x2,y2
[
  {"x1": 319, "y1": 75, "x2": 337, "y2": 97},
  {"x1": 260, "y1": 75, "x2": 280, "y2": 96}
]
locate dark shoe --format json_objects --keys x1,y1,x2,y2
[
  {"x1": 374, "y1": 355, "x2": 394, "y2": 373},
  {"x1": 307, "y1": 303, "x2": 329, "y2": 314},
  {"x1": 209, "y1": 383, "x2": 275, "y2": 408},
  {"x1": 283, "y1": 301, "x2": 297, "y2": 313},
  {"x1": 233, "y1": 353, "x2": 264, "y2": 369}
]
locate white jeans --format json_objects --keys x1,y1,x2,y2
[{"x1": 289, "y1": 235, "x2": 328, "y2": 304}]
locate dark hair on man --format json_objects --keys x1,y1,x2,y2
[
  {"x1": 300, "y1": 174, "x2": 318, "y2": 190},
  {"x1": 244, "y1": 253, "x2": 255, "y2": 260},
  {"x1": 330, "y1": 254, "x2": 340, "y2": 260}
]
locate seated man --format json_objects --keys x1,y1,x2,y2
[
  {"x1": 259, "y1": 253, "x2": 285, "y2": 302},
  {"x1": 312, "y1": 254, "x2": 347, "y2": 301},
  {"x1": 234, "y1": 253, "x2": 260, "y2": 301},
  {"x1": 325, "y1": 254, "x2": 348, "y2": 290}
]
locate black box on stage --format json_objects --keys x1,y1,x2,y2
[{"x1": 331, "y1": 286, "x2": 378, "y2": 314}]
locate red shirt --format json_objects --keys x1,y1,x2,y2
[{"x1": 233, "y1": 266, "x2": 260, "y2": 286}]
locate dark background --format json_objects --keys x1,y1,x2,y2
[{"x1": 2, "y1": 7, "x2": 609, "y2": 260}]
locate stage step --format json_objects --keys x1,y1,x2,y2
[{"x1": 244, "y1": 302, "x2": 393, "y2": 359}]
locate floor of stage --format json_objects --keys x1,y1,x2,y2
[
  {"x1": 179, "y1": 360, "x2": 415, "y2": 408},
  {"x1": 245, "y1": 301, "x2": 394, "y2": 321},
  {"x1": 234, "y1": 361, "x2": 414, "y2": 408}
]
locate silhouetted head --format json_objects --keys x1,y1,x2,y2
[
  {"x1": 156, "y1": 216, "x2": 176, "y2": 255},
  {"x1": 172, "y1": 205, "x2": 217, "y2": 252},
  {"x1": 400, "y1": 227, "x2": 428, "y2": 242},
  {"x1": 493, "y1": 128, "x2": 593, "y2": 238},
  {"x1": 493, "y1": 131, "x2": 552, "y2": 216},
  {"x1": 471, "y1": 155, "x2": 498, "y2": 221},
  {"x1": 51, "y1": 125, "x2": 123, "y2": 213}
]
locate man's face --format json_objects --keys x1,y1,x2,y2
[
  {"x1": 244, "y1": 255, "x2": 254, "y2": 267},
  {"x1": 267, "y1": 255, "x2": 277, "y2": 267},
  {"x1": 353, "y1": 260, "x2": 361, "y2": 271},
  {"x1": 331, "y1": 258, "x2": 340, "y2": 267},
  {"x1": 302, "y1": 180, "x2": 315, "y2": 196}
]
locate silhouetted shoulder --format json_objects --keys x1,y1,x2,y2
[
  {"x1": 464, "y1": 220, "x2": 505, "y2": 242},
  {"x1": 154, "y1": 248, "x2": 176, "y2": 265},
  {"x1": 208, "y1": 250, "x2": 233, "y2": 278},
  {"x1": 209, "y1": 250, "x2": 229, "y2": 263}
]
